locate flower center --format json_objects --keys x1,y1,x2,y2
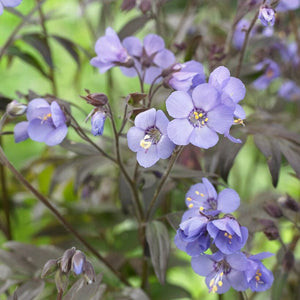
[
  {"x1": 189, "y1": 109, "x2": 208, "y2": 128},
  {"x1": 140, "y1": 126, "x2": 162, "y2": 150},
  {"x1": 254, "y1": 268, "x2": 264, "y2": 286},
  {"x1": 40, "y1": 113, "x2": 52, "y2": 124},
  {"x1": 210, "y1": 260, "x2": 231, "y2": 293}
]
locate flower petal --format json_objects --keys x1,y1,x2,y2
[
  {"x1": 26, "y1": 98, "x2": 49, "y2": 120},
  {"x1": 189, "y1": 126, "x2": 219, "y2": 149},
  {"x1": 157, "y1": 135, "x2": 175, "y2": 159},
  {"x1": 27, "y1": 119, "x2": 53, "y2": 143},
  {"x1": 134, "y1": 108, "x2": 156, "y2": 130},
  {"x1": 143, "y1": 34, "x2": 165, "y2": 55},
  {"x1": 127, "y1": 127, "x2": 145, "y2": 152},
  {"x1": 209, "y1": 66, "x2": 230, "y2": 90},
  {"x1": 137, "y1": 145, "x2": 159, "y2": 168},
  {"x1": 51, "y1": 101, "x2": 66, "y2": 127},
  {"x1": 192, "y1": 83, "x2": 220, "y2": 111},
  {"x1": 191, "y1": 255, "x2": 214, "y2": 276},
  {"x1": 207, "y1": 105, "x2": 234, "y2": 134},
  {"x1": 14, "y1": 121, "x2": 29, "y2": 143},
  {"x1": 122, "y1": 36, "x2": 142, "y2": 57},
  {"x1": 217, "y1": 188, "x2": 240, "y2": 213},
  {"x1": 167, "y1": 119, "x2": 193, "y2": 145},
  {"x1": 166, "y1": 91, "x2": 194, "y2": 118},
  {"x1": 45, "y1": 124, "x2": 68, "y2": 146}
]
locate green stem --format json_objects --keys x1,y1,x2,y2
[
  {"x1": 145, "y1": 146, "x2": 183, "y2": 220},
  {"x1": 0, "y1": 0, "x2": 48, "y2": 60}
]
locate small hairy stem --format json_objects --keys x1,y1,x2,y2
[
  {"x1": 36, "y1": 0, "x2": 57, "y2": 95},
  {"x1": 0, "y1": 0, "x2": 48, "y2": 60},
  {"x1": 235, "y1": 10, "x2": 259, "y2": 78},
  {"x1": 0, "y1": 145, "x2": 131, "y2": 286},
  {"x1": 147, "y1": 78, "x2": 163, "y2": 108},
  {"x1": 134, "y1": 65, "x2": 145, "y2": 94},
  {"x1": 107, "y1": 104, "x2": 144, "y2": 221},
  {"x1": 145, "y1": 146, "x2": 183, "y2": 220}
]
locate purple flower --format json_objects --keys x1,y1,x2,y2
[
  {"x1": 191, "y1": 251, "x2": 249, "y2": 293},
  {"x1": 166, "y1": 84, "x2": 234, "y2": 149},
  {"x1": 233, "y1": 19, "x2": 251, "y2": 50},
  {"x1": 207, "y1": 216, "x2": 248, "y2": 254},
  {"x1": 127, "y1": 108, "x2": 175, "y2": 168},
  {"x1": 245, "y1": 252, "x2": 274, "y2": 292},
  {"x1": 276, "y1": 0, "x2": 300, "y2": 12},
  {"x1": 120, "y1": 34, "x2": 176, "y2": 84},
  {"x1": 71, "y1": 250, "x2": 86, "y2": 275},
  {"x1": 278, "y1": 80, "x2": 300, "y2": 102},
  {"x1": 174, "y1": 214, "x2": 210, "y2": 256},
  {"x1": 258, "y1": 6, "x2": 276, "y2": 27},
  {"x1": 91, "y1": 111, "x2": 106, "y2": 136},
  {"x1": 184, "y1": 178, "x2": 240, "y2": 217},
  {"x1": 167, "y1": 60, "x2": 206, "y2": 92},
  {"x1": 14, "y1": 98, "x2": 68, "y2": 146},
  {"x1": 0, "y1": 0, "x2": 22, "y2": 15},
  {"x1": 252, "y1": 59, "x2": 280, "y2": 90},
  {"x1": 90, "y1": 27, "x2": 133, "y2": 73}
]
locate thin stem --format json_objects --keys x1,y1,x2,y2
[
  {"x1": 134, "y1": 65, "x2": 144, "y2": 94},
  {"x1": 235, "y1": 10, "x2": 259, "y2": 78},
  {"x1": 145, "y1": 146, "x2": 183, "y2": 220},
  {"x1": 36, "y1": 0, "x2": 57, "y2": 95},
  {"x1": 0, "y1": 138, "x2": 12, "y2": 240},
  {"x1": 107, "y1": 103, "x2": 144, "y2": 221},
  {"x1": 0, "y1": 0, "x2": 48, "y2": 60},
  {"x1": 0, "y1": 145, "x2": 131, "y2": 286},
  {"x1": 56, "y1": 289, "x2": 63, "y2": 300},
  {"x1": 147, "y1": 83, "x2": 163, "y2": 108}
]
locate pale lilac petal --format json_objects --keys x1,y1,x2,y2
[
  {"x1": 120, "y1": 66, "x2": 137, "y2": 77},
  {"x1": 122, "y1": 36, "x2": 142, "y2": 57},
  {"x1": 217, "y1": 189, "x2": 240, "y2": 213},
  {"x1": 134, "y1": 108, "x2": 156, "y2": 130},
  {"x1": 209, "y1": 66, "x2": 230, "y2": 90},
  {"x1": 137, "y1": 145, "x2": 159, "y2": 168},
  {"x1": 222, "y1": 77, "x2": 246, "y2": 103},
  {"x1": 167, "y1": 119, "x2": 193, "y2": 145},
  {"x1": 226, "y1": 252, "x2": 248, "y2": 271},
  {"x1": 51, "y1": 102, "x2": 65, "y2": 127},
  {"x1": 166, "y1": 91, "x2": 194, "y2": 118},
  {"x1": 207, "y1": 105, "x2": 234, "y2": 134},
  {"x1": 189, "y1": 126, "x2": 219, "y2": 149},
  {"x1": 154, "y1": 49, "x2": 176, "y2": 68},
  {"x1": 2, "y1": 0, "x2": 22, "y2": 7},
  {"x1": 28, "y1": 119, "x2": 53, "y2": 143},
  {"x1": 14, "y1": 121, "x2": 29, "y2": 143},
  {"x1": 192, "y1": 83, "x2": 220, "y2": 111},
  {"x1": 234, "y1": 104, "x2": 246, "y2": 119},
  {"x1": 26, "y1": 98, "x2": 49, "y2": 120},
  {"x1": 228, "y1": 270, "x2": 248, "y2": 291},
  {"x1": 191, "y1": 255, "x2": 214, "y2": 276},
  {"x1": 155, "y1": 110, "x2": 169, "y2": 135},
  {"x1": 45, "y1": 125, "x2": 68, "y2": 146},
  {"x1": 127, "y1": 127, "x2": 145, "y2": 152},
  {"x1": 90, "y1": 57, "x2": 114, "y2": 73},
  {"x1": 202, "y1": 178, "x2": 218, "y2": 200},
  {"x1": 143, "y1": 34, "x2": 165, "y2": 55},
  {"x1": 144, "y1": 66, "x2": 162, "y2": 84},
  {"x1": 157, "y1": 135, "x2": 175, "y2": 159},
  {"x1": 249, "y1": 252, "x2": 274, "y2": 261}
]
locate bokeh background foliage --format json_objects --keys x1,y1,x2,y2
[{"x1": 0, "y1": 0, "x2": 299, "y2": 299}]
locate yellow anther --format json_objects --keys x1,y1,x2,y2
[
  {"x1": 199, "y1": 113, "x2": 203, "y2": 117},
  {"x1": 201, "y1": 120, "x2": 205, "y2": 125},
  {"x1": 186, "y1": 197, "x2": 192, "y2": 201},
  {"x1": 212, "y1": 286, "x2": 218, "y2": 293},
  {"x1": 200, "y1": 193, "x2": 204, "y2": 197},
  {"x1": 188, "y1": 203, "x2": 194, "y2": 208},
  {"x1": 195, "y1": 191, "x2": 200, "y2": 195},
  {"x1": 195, "y1": 115, "x2": 199, "y2": 120},
  {"x1": 41, "y1": 113, "x2": 52, "y2": 123},
  {"x1": 255, "y1": 275, "x2": 260, "y2": 281},
  {"x1": 228, "y1": 234, "x2": 232, "y2": 239},
  {"x1": 204, "y1": 117, "x2": 208, "y2": 122},
  {"x1": 220, "y1": 272, "x2": 224, "y2": 276},
  {"x1": 209, "y1": 279, "x2": 215, "y2": 287},
  {"x1": 266, "y1": 69, "x2": 274, "y2": 78},
  {"x1": 140, "y1": 139, "x2": 152, "y2": 150},
  {"x1": 199, "y1": 206, "x2": 204, "y2": 211},
  {"x1": 218, "y1": 281, "x2": 223, "y2": 287},
  {"x1": 224, "y1": 232, "x2": 228, "y2": 237}
]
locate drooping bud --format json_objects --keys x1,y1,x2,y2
[
  {"x1": 81, "y1": 90, "x2": 108, "y2": 107},
  {"x1": 60, "y1": 247, "x2": 76, "y2": 273},
  {"x1": 83, "y1": 260, "x2": 96, "y2": 284},
  {"x1": 91, "y1": 111, "x2": 106, "y2": 136},
  {"x1": 6, "y1": 100, "x2": 27, "y2": 117},
  {"x1": 139, "y1": 0, "x2": 152, "y2": 14},
  {"x1": 263, "y1": 201, "x2": 283, "y2": 218},
  {"x1": 258, "y1": 219, "x2": 279, "y2": 240},
  {"x1": 121, "y1": 0, "x2": 136, "y2": 11},
  {"x1": 278, "y1": 194, "x2": 300, "y2": 212},
  {"x1": 41, "y1": 259, "x2": 58, "y2": 278},
  {"x1": 71, "y1": 250, "x2": 86, "y2": 275}
]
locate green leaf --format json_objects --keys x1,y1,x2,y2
[
  {"x1": 118, "y1": 15, "x2": 150, "y2": 40},
  {"x1": 145, "y1": 220, "x2": 170, "y2": 284}
]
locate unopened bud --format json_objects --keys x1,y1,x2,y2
[
  {"x1": 41, "y1": 259, "x2": 58, "y2": 278},
  {"x1": 278, "y1": 195, "x2": 300, "y2": 212},
  {"x1": 91, "y1": 111, "x2": 106, "y2": 136},
  {"x1": 139, "y1": 0, "x2": 151, "y2": 14},
  {"x1": 83, "y1": 261, "x2": 96, "y2": 284},
  {"x1": 282, "y1": 251, "x2": 294, "y2": 272},
  {"x1": 71, "y1": 250, "x2": 86, "y2": 275},
  {"x1": 258, "y1": 219, "x2": 279, "y2": 240},
  {"x1": 121, "y1": 0, "x2": 136, "y2": 11},
  {"x1": 263, "y1": 201, "x2": 283, "y2": 218},
  {"x1": 81, "y1": 90, "x2": 108, "y2": 107},
  {"x1": 61, "y1": 247, "x2": 76, "y2": 273},
  {"x1": 6, "y1": 100, "x2": 27, "y2": 117}
]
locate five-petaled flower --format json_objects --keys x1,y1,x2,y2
[
  {"x1": 127, "y1": 108, "x2": 175, "y2": 168},
  {"x1": 14, "y1": 98, "x2": 68, "y2": 146},
  {"x1": 166, "y1": 84, "x2": 234, "y2": 149}
]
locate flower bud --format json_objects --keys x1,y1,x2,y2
[
  {"x1": 121, "y1": 0, "x2": 136, "y2": 11},
  {"x1": 81, "y1": 90, "x2": 108, "y2": 107},
  {"x1": 263, "y1": 201, "x2": 283, "y2": 218},
  {"x1": 83, "y1": 260, "x2": 96, "y2": 284},
  {"x1": 91, "y1": 111, "x2": 106, "y2": 136},
  {"x1": 259, "y1": 219, "x2": 279, "y2": 240},
  {"x1": 71, "y1": 250, "x2": 86, "y2": 275},
  {"x1": 139, "y1": 0, "x2": 152, "y2": 14},
  {"x1": 6, "y1": 100, "x2": 27, "y2": 117},
  {"x1": 280, "y1": 195, "x2": 300, "y2": 212},
  {"x1": 41, "y1": 259, "x2": 58, "y2": 278},
  {"x1": 60, "y1": 247, "x2": 76, "y2": 273},
  {"x1": 258, "y1": 5, "x2": 276, "y2": 27}
]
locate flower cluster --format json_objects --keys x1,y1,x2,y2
[{"x1": 175, "y1": 178, "x2": 274, "y2": 294}]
